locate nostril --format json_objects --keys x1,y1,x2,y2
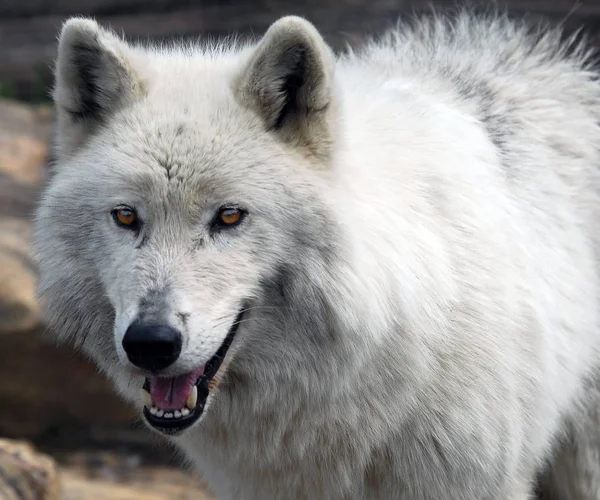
[{"x1": 122, "y1": 320, "x2": 182, "y2": 372}]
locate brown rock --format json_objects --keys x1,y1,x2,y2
[
  {"x1": 0, "y1": 327, "x2": 143, "y2": 446},
  {"x1": 0, "y1": 438, "x2": 60, "y2": 500},
  {"x1": 60, "y1": 463, "x2": 214, "y2": 500},
  {"x1": 0, "y1": 441, "x2": 215, "y2": 500},
  {"x1": 0, "y1": 99, "x2": 53, "y2": 185},
  {"x1": 0, "y1": 98, "x2": 51, "y2": 333},
  {"x1": 0, "y1": 216, "x2": 39, "y2": 334}
]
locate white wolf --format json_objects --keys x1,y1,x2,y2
[{"x1": 34, "y1": 10, "x2": 600, "y2": 500}]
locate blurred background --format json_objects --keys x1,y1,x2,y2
[{"x1": 1, "y1": 1, "x2": 600, "y2": 498}]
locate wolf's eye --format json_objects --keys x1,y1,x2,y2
[
  {"x1": 112, "y1": 207, "x2": 138, "y2": 229},
  {"x1": 219, "y1": 208, "x2": 241, "y2": 225},
  {"x1": 213, "y1": 207, "x2": 245, "y2": 229}
]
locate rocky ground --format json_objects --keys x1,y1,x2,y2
[
  {"x1": 0, "y1": 438, "x2": 213, "y2": 499},
  {"x1": 0, "y1": 98, "x2": 214, "y2": 498}
]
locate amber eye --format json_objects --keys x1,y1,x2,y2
[
  {"x1": 112, "y1": 207, "x2": 138, "y2": 229},
  {"x1": 215, "y1": 207, "x2": 244, "y2": 228}
]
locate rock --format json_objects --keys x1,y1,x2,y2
[
  {"x1": 0, "y1": 216, "x2": 39, "y2": 334},
  {"x1": 0, "y1": 438, "x2": 60, "y2": 500},
  {"x1": 0, "y1": 99, "x2": 52, "y2": 333},
  {"x1": 0, "y1": 440, "x2": 215, "y2": 500},
  {"x1": 0, "y1": 324, "x2": 150, "y2": 450},
  {"x1": 0, "y1": 99, "x2": 53, "y2": 185},
  {"x1": 60, "y1": 461, "x2": 214, "y2": 500}
]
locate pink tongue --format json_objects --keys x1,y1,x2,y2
[{"x1": 150, "y1": 366, "x2": 205, "y2": 410}]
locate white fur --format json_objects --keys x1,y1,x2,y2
[{"x1": 34, "y1": 11, "x2": 600, "y2": 499}]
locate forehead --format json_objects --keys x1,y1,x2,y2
[
  {"x1": 78, "y1": 48, "x2": 304, "y2": 214},
  {"x1": 94, "y1": 88, "x2": 274, "y2": 208}
]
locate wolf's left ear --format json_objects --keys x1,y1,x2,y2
[
  {"x1": 53, "y1": 18, "x2": 144, "y2": 159},
  {"x1": 234, "y1": 16, "x2": 337, "y2": 162}
]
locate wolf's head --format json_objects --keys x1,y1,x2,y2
[{"x1": 34, "y1": 16, "x2": 366, "y2": 436}]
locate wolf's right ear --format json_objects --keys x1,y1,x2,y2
[{"x1": 53, "y1": 18, "x2": 144, "y2": 158}]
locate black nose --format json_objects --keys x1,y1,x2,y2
[{"x1": 122, "y1": 321, "x2": 182, "y2": 372}]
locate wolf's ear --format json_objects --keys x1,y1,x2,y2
[
  {"x1": 53, "y1": 18, "x2": 144, "y2": 158},
  {"x1": 234, "y1": 16, "x2": 337, "y2": 162}
]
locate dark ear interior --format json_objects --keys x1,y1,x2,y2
[
  {"x1": 66, "y1": 37, "x2": 111, "y2": 121},
  {"x1": 270, "y1": 44, "x2": 309, "y2": 130}
]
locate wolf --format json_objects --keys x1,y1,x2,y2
[{"x1": 33, "y1": 9, "x2": 600, "y2": 500}]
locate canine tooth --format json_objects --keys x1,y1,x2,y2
[
  {"x1": 140, "y1": 388, "x2": 152, "y2": 408},
  {"x1": 186, "y1": 386, "x2": 198, "y2": 409},
  {"x1": 181, "y1": 408, "x2": 190, "y2": 417},
  {"x1": 150, "y1": 407, "x2": 158, "y2": 415},
  {"x1": 164, "y1": 412, "x2": 173, "y2": 419},
  {"x1": 156, "y1": 409, "x2": 164, "y2": 417},
  {"x1": 174, "y1": 410, "x2": 182, "y2": 418}
]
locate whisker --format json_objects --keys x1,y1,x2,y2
[
  {"x1": 210, "y1": 304, "x2": 295, "y2": 326},
  {"x1": 212, "y1": 316, "x2": 264, "y2": 330}
]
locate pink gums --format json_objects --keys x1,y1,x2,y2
[{"x1": 150, "y1": 366, "x2": 205, "y2": 410}]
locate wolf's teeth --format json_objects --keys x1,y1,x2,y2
[
  {"x1": 181, "y1": 408, "x2": 190, "y2": 417},
  {"x1": 186, "y1": 386, "x2": 198, "y2": 409},
  {"x1": 156, "y1": 409, "x2": 164, "y2": 417},
  {"x1": 164, "y1": 412, "x2": 173, "y2": 418},
  {"x1": 174, "y1": 410, "x2": 182, "y2": 418},
  {"x1": 140, "y1": 388, "x2": 152, "y2": 408},
  {"x1": 150, "y1": 407, "x2": 157, "y2": 415}
]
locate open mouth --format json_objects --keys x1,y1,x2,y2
[{"x1": 139, "y1": 308, "x2": 245, "y2": 435}]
